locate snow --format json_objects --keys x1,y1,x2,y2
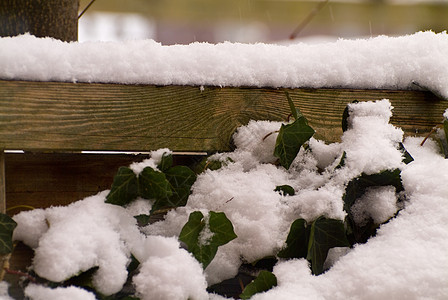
[
  {"x1": 13, "y1": 191, "x2": 143, "y2": 295},
  {"x1": 350, "y1": 186, "x2": 399, "y2": 225},
  {"x1": 24, "y1": 284, "x2": 97, "y2": 300},
  {"x1": 1, "y1": 31, "x2": 448, "y2": 98},
  {"x1": 0, "y1": 282, "x2": 14, "y2": 300},
  {"x1": 144, "y1": 99, "x2": 409, "y2": 286},
  {"x1": 132, "y1": 236, "x2": 208, "y2": 300},
  {"x1": 253, "y1": 138, "x2": 448, "y2": 300},
  {"x1": 129, "y1": 148, "x2": 172, "y2": 175}
]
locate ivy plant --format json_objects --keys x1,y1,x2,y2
[
  {"x1": 240, "y1": 270, "x2": 277, "y2": 299},
  {"x1": 278, "y1": 217, "x2": 349, "y2": 275},
  {"x1": 105, "y1": 152, "x2": 197, "y2": 214},
  {"x1": 0, "y1": 213, "x2": 17, "y2": 255},
  {"x1": 179, "y1": 211, "x2": 237, "y2": 269},
  {"x1": 274, "y1": 92, "x2": 315, "y2": 169}
]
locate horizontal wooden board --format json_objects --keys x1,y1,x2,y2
[
  {"x1": 0, "y1": 80, "x2": 447, "y2": 153},
  {"x1": 4, "y1": 152, "x2": 204, "y2": 214}
]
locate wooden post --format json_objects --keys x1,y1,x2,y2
[
  {"x1": 0, "y1": 0, "x2": 79, "y2": 42},
  {"x1": 0, "y1": 150, "x2": 5, "y2": 214}
]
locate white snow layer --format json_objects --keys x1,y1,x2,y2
[
  {"x1": 1, "y1": 31, "x2": 448, "y2": 98},
  {"x1": 24, "y1": 284, "x2": 97, "y2": 300},
  {"x1": 12, "y1": 100, "x2": 448, "y2": 299},
  {"x1": 0, "y1": 282, "x2": 14, "y2": 300}
]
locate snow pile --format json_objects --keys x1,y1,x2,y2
[
  {"x1": 132, "y1": 236, "x2": 208, "y2": 300},
  {"x1": 253, "y1": 138, "x2": 448, "y2": 300},
  {"x1": 145, "y1": 99, "x2": 406, "y2": 285},
  {"x1": 1, "y1": 31, "x2": 448, "y2": 98},
  {"x1": 12, "y1": 150, "x2": 208, "y2": 299},
  {"x1": 24, "y1": 284, "x2": 97, "y2": 300},
  {"x1": 13, "y1": 192, "x2": 141, "y2": 295},
  {"x1": 11, "y1": 99, "x2": 448, "y2": 299},
  {"x1": 0, "y1": 282, "x2": 14, "y2": 300}
]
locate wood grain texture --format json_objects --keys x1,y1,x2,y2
[
  {"x1": 0, "y1": 151, "x2": 5, "y2": 213},
  {"x1": 0, "y1": 0, "x2": 78, "y2": 42},
  {"x1": 1, "y1": 80, "x2": 447, "y2": 153},
  {"x1": 4, "y1": 152, "x2": 205, "y2": 215}
]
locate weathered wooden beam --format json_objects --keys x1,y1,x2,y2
[
  {"x1": 0, "y1": 80, "x2": 446, "y2": 153},
  {"x1": 0, "y1": 0, "x2": 79, "y2": 42},
  {"x1": 0, "y1": 150, "x2": 5, "y2": 214}
]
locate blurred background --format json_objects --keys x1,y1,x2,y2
[{"x1": 78, "y1": 0, "x2": 448, "y2": 44}]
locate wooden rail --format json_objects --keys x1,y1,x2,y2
[{"x1": 1, "y1": 80, "x2": 446, "y2": 153}]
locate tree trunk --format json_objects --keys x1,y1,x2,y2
[{"x1": 0, "y1": 0, "x2": 79, "y2": 42}]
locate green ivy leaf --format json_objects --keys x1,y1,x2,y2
[
  {"x1": 151, "y1": 166, "x2": 197, "y2": 212},
  {"x1": 341, "y1": 100, "x2": 359, "y2": 132},
  {"x1": 106, "y1": 167, "x2": 138, "y2": 206},
  {"x1": 444, "y1": 119, "x2": 448, "y2": 140},
  {"x1": 274, "y1": 117, "x2": 315, "y2": 169},
  {"x1": 157, "y1": 152, "x2": 173, "y2": 172},
  {"x1": 179, "y1": 211, "x2": 205, "y2": 260},
  {"x1": 307, "y1": 217, "x2": 350, "y2": 275},
  {"x1": 63, "y1": 266, "x2": 99, "y2": 290},
  {"x1": 138, "y1": 167, "x2": 172, "y2": 200},
  {"x1": 274, "y1": 185, "x2": 295, "y2": 196},
  {"x1": 166, "y1": 166, "x2": 197, "y2": 205},
  {"x1": 334, "y1": 151, "x2": 347, "y2": 170},
  {"x1": 179, "y1": 211, "x2": 237, "y2": 269},
  {"x1": 134, "y1": 214, "x2": 151, "y2": 227},
  {"x1": 127, "y1": 254, "x2": 140, "y2": 274},
  {"x1": 285, "y1": 91, "x2": 302, "y2": 120},
  {"x1": 240, "y1": 270, "x2": 277, "y2": 300},
  {"x1": 443, "y1": 119, "x2": 448, "y2": 158},
  {"x1": 277, "y1": 218, "x2": 309, "y2": 259},
  {"x1": 0, "y1": 213, "x2": 17, "y2": 255},
  {"x1": 398, "y1": 142, "x2": 414, "y2": 164},
  {"x1": 209, "y1": 211, "x2": 238, "y2": 246}
]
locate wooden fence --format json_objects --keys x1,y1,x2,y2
[{"x1": 0, "y1": 79, "x2": 447, "y2": 297}]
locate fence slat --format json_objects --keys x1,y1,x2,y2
[
  {"x1": 0, "y1": 80, "x2": 446, "y2": 152},
  {"x1": 0, "y1": 150, "x2": 5, "y2": 213}
]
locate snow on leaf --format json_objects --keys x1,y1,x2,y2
[
  {"x1": 341, "y1": 101, "x2": 356, "y2": 132},
  {"x1": 343, "y1": 169, "x2": 404, "y2": 213},
  {"x1": 399, "y1": 142, "x2": 414, "y2": 164},
  {"x1": 277, "y1": 218, "x2": 309, "y2": 259},
  {"x1": 0, "y1": 213, "x2": 17, "y2": 255},
  {"x1": 157, "y1": 152, "x2": 173, "y2": 172},
  {"x1": 307, "y1": 217, "x2": 350, "y2": 275},
  {"x1": 179, "y1": 211, "x2": 236, "y2": 269},
  {"x1": 105, "y1": 167, "x2": 138, "y2": 206},
  {"x1": 334, "y1": 151, "x2": 347, "y2": 170},
  {"x1": 274, "y1": 117, "x2": 315, "y2": 169},
  {"x1": 240, "y1": 270, "x2": 277, "y2": 300}
]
